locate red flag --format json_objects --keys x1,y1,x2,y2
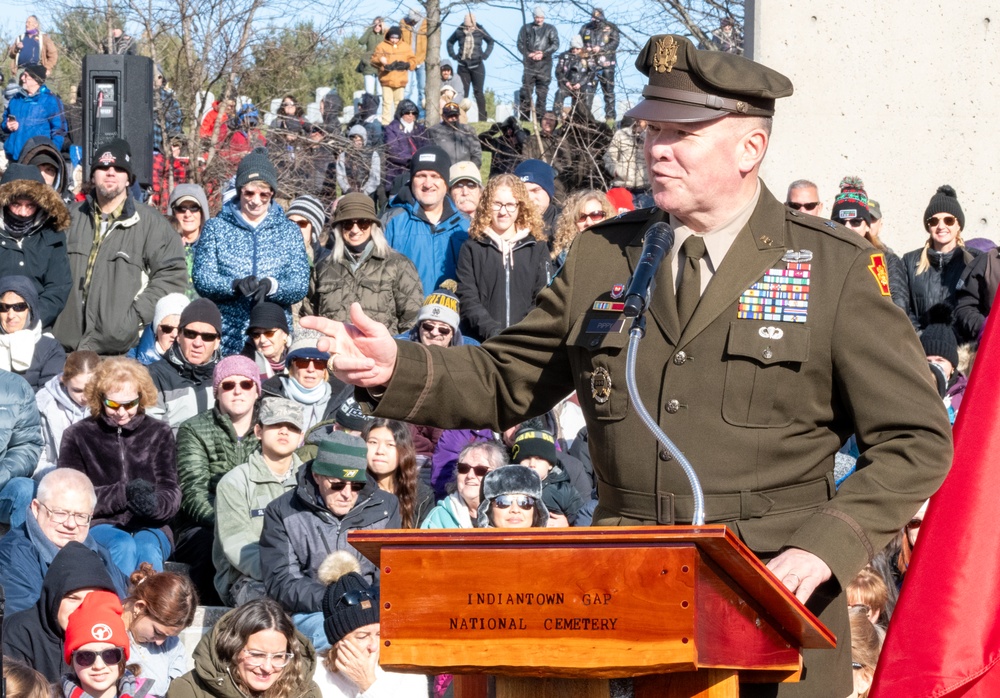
[{"x1": 870, "y1": 311, "x2": 1000, "y2": 697}]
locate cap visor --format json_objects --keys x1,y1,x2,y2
[
  {"x1": 625, "y1": 99, "x2": 729, "y2": 124},
  {"x1": 287, "y1": 348, "x2": 331, "y2": 361}
]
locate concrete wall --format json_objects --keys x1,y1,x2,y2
[{"x1": 748, "y1": 1, "x2": 1000, "y2": 254}]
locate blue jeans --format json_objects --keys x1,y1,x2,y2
[
  {"x1": 90, "y1": 525, "x2": 171, "y2": 575},
  {"x1": 293, "y1": 611, "x2": 330, "y2": 652},
  {"x1": 0, "y1": 477, "x2": 37, "y2": 529},
  {"x1": 404, "y1": 63, "x2": 426, "y2": 106},
  {"x1": 363, "y1": 74, "x2": 383, "y2": 101}
]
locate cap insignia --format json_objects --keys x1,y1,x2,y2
[{"x1": 652, "y1": 36, "x2": 679, "y2": 73}]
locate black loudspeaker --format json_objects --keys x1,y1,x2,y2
[{"x1": 82, "y1": 54, "x2": 154, "y2": 187}]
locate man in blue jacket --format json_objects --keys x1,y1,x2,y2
[{"x1": 1, "y1": 65, "x2": 66, "y2": 161}]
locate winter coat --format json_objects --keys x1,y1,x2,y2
[
  {"x1": 125, "y1": 324, "x2": 163, "y2": 365},
  {"x1": 880, "y1": 246, "x2": 909, "y2": 316},
  {"x1": 302, "y1": 242, "x2": 423, "y2": 335},
  {"x1": 902, "y1": 245, "x2": 979, "y2": 331},
  {"x1": 193, "y1": 199, "x2": 310, "y2": 355},
  {"x1": 7, "y1": 31, "x2": 59, "y2": 75},
  {"x1": 456, "y1": 232, "x2": 551, "y2": 341},
  {"x1": 579, "y1": 18, "x2": 620, "y2": 62},
  {"x1": 35, "y1": 374, "x2": 88, "y2": 475},
  {"x1": 0, "y1": 176, "x2": 72, "y2": 327},
  {"x1": 0, "y1": 276, "x2": 66, "y2": 391},
  {"x1": 18, "y1": 137, "x2": 72, "y2": 203},
  {"x1": 370, "y1": 40, "x2": 416, "y2": 90},
  {"x1": 555, "y1": 50, "x2": 595, "y2": 91},
  {"x1": 480, "y1": 121, "x2": 527, "y2": 177},
  {"x1": 1, "y1": 85, "x2": 66, "y2": 160},
  {"x1": 259, "y1": 462, "x2": 401, "y2": 613},
  {"x1": 383, "y1": 120, "x2": 429, "y2": 192},
  {"x1": 0, "y1": 369, "x2": 42, "y2": 490},
  {"x1": 146, "y1": 343, "x2": 219, "y2": 432},
  {"x1": 0, "y1": 508, "x2": 129, "y2": 615},
  {"x1": 153, "y1": 86, "x2": 183, "y2": 153},
  {"x1": 166, "y1": 608, "x2": 321, "y2": 698},
  {"x1": 2, "y1": 541, "x2": 119, "y2": 683},
  {"x1": 517, "y1": 21, "x2": 559, "y2": 69},
  {"x1": 426, "y1": 121, "x2": 482, "y2": 167},
  {"x1": 955, "y1": 246, "x2": 1000, "y2": 343},
  {"x1": 176, "y1": 405, "x2": 261, "y2": 528},
  {"x1": 384, "y1": 198, "x2": 469, "y2": 296},
  {"x1": 58, "y1": 412, "x2": 181, "y2": 539},
  {"x1": 261, "y1": 374, "x2": 353, "y2": 430},
  {"x1": 53, "y1": 194, "x2": 188, "y2": 355},
  {"x1": 420, "y1": 491, "x2": 474, "y2": 529},
  {"x1": 212, "y1": 451, "x2": 301, "y2": 603},
  {"x1": 446, "y1": 24, "x2": 495, "y2": 69},
  {"x1": 541, "y1": 463, "x2": 584, "y2": 523},
  {"x1": 603, "y1": 127, "x2": 649, "y2": 189},
  {"x1": 336, "y1": 144, "x2": 381, "y2": 196},
  {"x1": 401, "y1": 18, "x2": 428, "y2": 64}
]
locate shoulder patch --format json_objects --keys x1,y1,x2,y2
[{"x1": 868, "y1": 253, "x2": 891, "y2": 296}]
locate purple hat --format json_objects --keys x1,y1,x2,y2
[{"x1": 213, "y1": 355, "x2": 261, "y2": 395}]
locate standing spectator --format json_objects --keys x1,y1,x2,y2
[
  {"x1": 219, "y1": 104, "x2": 266, "y2": 165},
  {"x1": 241, "y1": 302, "x2": 291, "y2": 381},
  {"x1": 319, "y1": 89, "x2": 344, "y2": 130},
  {"x1": 480, "y1": 116, "x2": 528, "y2": 177},
  {"x1": 709, "y1": 17, "x2": 744, "y2": 54},
  {"x1": 35, "y1": 350, "x2": 100, "y2": 476},
  {"x1": 448, "y1": 161, "x2": 482, "y2": 217},
  {"x1": 426, "y1": 102, "x2": 482, "y2": 167},
  {"x1": 173, "y1": 354, "x2": 262, "y2": 605},
  {"x1": 383, "y1": 99, "x2": 428, "y2": 196},
  {"x1": 552, "y1": 36, "x2": 595, "y2": 117},
  {"x1": 400, "y1": 10, "x2": 427, "y2": 109},
  {"x1": 363, "y1": 418, "x2": 434, "y2": 528},
  {"x1": 146, "y1": 298, "x2": 223, "y2": 432},
  {"x1": 153, "y1": 69, "x2": 183, "y2": 156},
  {"x1": 199, "y1": 99, "x2": 232, "y2": 143},
  {"x1": 52, "y1": 138, "x2": 187, "y2": 355},
  {"x1": 370, "y1": 26, "x2": 415, "y2": 127},
  {"x1": 0, "y1": 164, "x2": 71, "y2": 328},
  {"x1": 335, "y1": 126, "x2": 381, "y2": 198},
  {"x1": 383, "y1": 146, "x2": 469, "y2": 295},
  {"x1": 126, "y1": 293, "x2": 189, "y2": 366},
  {"x1": 2, "y1": 65, "x2": 66, "y2": 162},
  {"x1": 102, "y1": 28, "x2": 136, "y2": 55},
  {"x1": 58, "y1": 357, "x2": 181, "y2": 574},
  {"x1": 7, "y1": 16, "x2": 58, "y2": 77},
  {"x1": 513, "y1": 159, "x2": 559, "y2": 242},
  {"x1": 446, "y1": 14, "x2": 495, "y2": 121},
  {"x1": 439, "y1": 62, "x2": 464, "y2": 95},
  {"x1": 273, "y1": 95, "x2": 306, "y2": 135},
  {"x1": 193, "y1": 148, "x2": 310, "y2": 355},
  {"x1": 604, "y1": 116, "x2": 648, "y2": 192},
  {"x1": 0, "y1": 275, "x2": 66, "y2": 391},
  {"x1": 0, "y1": 366, "x2": 41, "y2": 530},
  {"x1": 168, "y1": 184, "x2": 210, "y2": 298},
  {"x1": 902, "y1": 185, "x2": 979, "y2": 331},
  {"x1": 522, "y1": 112, "x2": 566, "y2": 182},
  {"x1": 456, "y1": 173, "x2": 550, "y2": 342},
  {"x1": 516, "y1": 7, "x2": 559, "y2": 121},
  {"x1": 359, "y1": 18, "x2": 385, "y2": 103},
  {"x1": 302, "y1": 193, "x2": 422, "y2": 336},
  {"x1": 213, "y1": 398, "x2": 304, "y2": 606},
  {"x1": 578, "y1": 8, "x2": 619, "y2": 120},
  {"x1": 551, "y1": 189, "x2": 613, "y2": 270}
]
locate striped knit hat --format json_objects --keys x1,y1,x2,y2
[
  {"x1": 830, "y1": 176, "x2": 871, "y2": 225},
  {"x1": 313, "y1": 432, "x2": 368, "y2": 480},
  {"x1": 287, "y1": 195, "x2": 326, "y2": 237}
]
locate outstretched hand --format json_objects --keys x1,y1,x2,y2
[{"x1": 300, "y1": 303, "x2": 398, "y2": 388}]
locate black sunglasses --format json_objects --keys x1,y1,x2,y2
[
  {"x1": 340, "y1": 589, "x2": 376, "y2": 606},
  {"x1": 74, "y1": 648, "x2": 124, "y2": 667},
  {"x1": 786, "y1": 201, "x2": 820, "y2": 211},
  {"x1": 0, "y1": 302, "x2": 29, "y2": 313},
  {"x1": 328, "y1": 481, "x2": 365, "y2": 492},
  {"x1": 456, "y1": 462, "x2": 490, "y2": 477},
  {"x1": 181, "y1": 328, "x2": 220, "y2": 342}
]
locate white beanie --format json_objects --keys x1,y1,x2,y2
[{"x1": 153, "y1": 293, "x2": 191, "y2": 330}]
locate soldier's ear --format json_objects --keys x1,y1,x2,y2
[{"x1": 735, "y1": 121, "x2": 769, "y2": 175}]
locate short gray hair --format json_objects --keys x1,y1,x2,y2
[
  {"x1": 787, "y1": 179, "x2": 819, "y2": 192},
  {"x1": 458, "y1": 440, "x2": 509, "y2": 473},
  {"x1": 37, "y1": 469, "x2": 97, "y2": 511}
]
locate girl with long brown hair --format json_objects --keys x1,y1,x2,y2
[{"x1": 361, "y1": 419, "x2": 434, "y2": 528}]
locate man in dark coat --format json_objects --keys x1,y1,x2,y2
[
  {"x1": 516, "y1": 7, "x2": 559, "y2": 120},
  {"x1": 578, "y1": 8, "x2": 620, "y2": 119}
]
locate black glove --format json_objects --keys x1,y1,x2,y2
[
  {"x1": 251, "y1": 277, "x2": 273, "y2": 306},
  {"x1": 231, "y1": 275, "x2": 260, "y2": 298},
  {"x1": 126, "y1": 479, "x2": 158, "y2": 519}
]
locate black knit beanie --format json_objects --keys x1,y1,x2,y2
[
  {"x1": 410, "y1": 145, "x2": 452, "y2": 182},
  {"x1": 179, "y1": 298, "x2": 223, "y2": 335},
  {"x1": 247, "y1": 301, "x2": 289, "y2": 333},
  {"x1": 235, "y1": 147, "x2": 278, "y2": 194},
  {"x1": 830, "y1": 176, "x2": 871, "y2": 226},
  {"x1": 320, "y1": 555, "x2": 380, "y2": 644},
  {"x1": 924, "y1": 185, "x2": 964, "y2": 230},
  {"x1": 510, "y1": 428, "x2": 557, "y2": 466},
  {"x1": 920, "y1": 306, "x2": 960, "y2": 369}
]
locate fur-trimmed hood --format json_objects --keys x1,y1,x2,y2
[
  {"x1": 0, "y1": 178, "x2": 71, "y2": 232},
  {"x1": 476, "y1": 464, "x2": 549, "y2": 528}
]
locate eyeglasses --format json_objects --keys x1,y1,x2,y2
[
  {"x1": 926, "y1": 215, "x2": 957, "y2": 228},
  {"x1": 0, "y1": 302, "x2": 29, "y2": 313},
  {"x1": 420, "y1": 323, "x2": 452, "y2": 336},
  {"x1": 328, "y1": 480, "x2": 365, "y2": 492},
  {"x1": 786, "y1": 201, "x2": 820, "y2": 211},
  {"x1": 456, "y1": 462, "x2": 490, "y2": 477},
  {"x1": 290, "y1": 218, "x2": 311, "y2": 229},
  {"x1": 493, "y1": 494, "x2": 535, "y2": 509},
  {"x1": 74, "y1": 648, "x2": 124, "y2": 667},
  {"x1": 578, "y1": 210, "x2": 606, "y2": 223},
  {"x1": 103, "y1": 396, "x2": 141, "y2": 410},
  {"x1": 158, "y1": 324, "x2": 178, "y2": 335},
  {"x1": 220, "y1": 379, "x2": 256, "y2": 392},
  {"x1": 452, "y1": 181, "x2": 480, "y2": 191},
  {"x1": 181, "y1": 328, "x2": 220, "y2": 342},
  {"x1": 843, "y1": 218, "x2": 867, "y2": 228},
  {"x1": 38, "y1": 502, "x2": 93, "y2": 526},
  {"x1": 242, "y1": 189, "x2": 273, "y2": 202},
  {"x1": 291, "y1": 357, "x2": 327, "y2": 370},
  {"x1": 241, "y1": 650, "x2": 294, "y2": 669},
  {"x1": 249, "y1": 328, "x2": 280, "y2": 340},
  {"x1": 491, "y1": 201, "x2": 519, "y2": 213},
  {"x1": 173, "y1": 205, "x2": 201, "y2": 214},
  {"x1": 341, "y1": 219, "x2": 372, "y2": 232}
]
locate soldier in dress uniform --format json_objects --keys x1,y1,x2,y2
[{"x1": 304, "y1": 34, "x2": 952, "y2": 696}]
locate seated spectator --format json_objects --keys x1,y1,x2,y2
[
  {"x1": 456, "y1": 173, "x2": 550, "y2": 342},
  {"x1": 214, "y1": 397, "x2": 305, "y2": 606},
  {"x1": 1, "y1": 65, "x2": 66, "y2": 162},
  {"x1": 3, "y1": 658, "x2": 51, "y2": 698},
  {"x1": 166, "y1": 598, "x2": 319, "y2": 698},
  {"x1": 513, "y1": 159, "x2": 559, "y2": 241},
  {"x1": 314, "y1": 551, "x2": 427, "y2": 696},
  {"x1": 343, "y1": 93, "x2": 382, "y2": 150},
  {"x1": 287, "y1": 195, "x2": 328, "y2": 266},
  {"x1": 448, "y1": 161, "x2": 482, "y2": 217},
  {"x1": 168, "y1": 184, "x2": 210, "y2": 298},
  {"x1": 119, "y1": 563, "x2": 199, "y2": 696},
  {"x1": 0, "y1": 275, "x2": 66, "y2": 390},
  {"x1": 173, "y1": 354, "x2": 262, "y2": 604},
  {"x1": 399, "y1": 284, "x2": 475, "y2": 349},
  {"x1": 3, "y1": 541, "x2": 119, "y2": 682},
  {"x1": 920, "y1": 312, "x2": 966, "y2": 422},
  {"x1": 551, "y1": 189, "x2": 614, "y2": 270},
  {"x1": 383, "y1": 99, "x2": 428, "y2": 197},
  {"x1": 955, "y1": 242, "x2": 1000, "y2": 343},
  {"x1": 127, "y1": 293, "x2": 190, "y2": 366},
  {"x1": 0, "y1": 468, "x2": 129, "y2": 615},
  {"x1": 509, "y1": 428, "x2": 583, "y2": 527},
  {"x1": 293, "y1": 397, "x2": 377, "y2": 465},
  {"x1": 302, "y1": 193, "x2": 422, "y2": 336},
  {"x1": 17, "y1": 136, "x2": 73, "y2": 205},
  {"x1": 426, "y1": 102, "x2": 482, "y2": 167},
  {"x1": 0, "y1": 164, "x2": 71, "y2": 328},
  {"x1": 0, "y1": 367, "x2": 42, "y2": 529},
  {"x1": 847, "y1": 567, "x2": 890, "y2": 628},
  {"x1": 61, "y1": 590, "x2": 144, "y2": 698},
  {"x1": 147, "y1": 298, "x2": 223, "y2": 431},
  {"x1": 263, "y1": 329, "x2": 352, "y2": 436},
  {"x1": 58, "y1": 357, "x2": 181, "y2": 574},
  {"x1": 363, "y1": 419, "x2": 433, "y2": 528},
  {"x1": 476, "y1": 465, "x2": 548, "y2": 529},
  {"x1": 479, "y1": 116, "x2": 527, "y2": 177},
  {"x1": 422, "y1": 440, "x2": 506, "y2": 529},
  {"x1": 439, "y1": 62, "x2": 463, "y2": 94},
  {"x1": 336, "y1": 126, "x2": 381, "y2": 199},
  {"x1": 606, "y1": 187, "x2": 635, "y2": 214},
  {"x1": 242, "y1": 302, "x2": 291, "y2": 381},
  {"x1": 260, "y1": 433, "x2": 401, "y2": 651},
  {"x1": 848, "y1": 608, "x2": 882, "y2": 698},
  {"x1": 429, "y1": 424, "x2": 494, "y2": 500}
]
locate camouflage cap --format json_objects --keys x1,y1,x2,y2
[
  {"x1": 625, "y1": 34, "x2": 793, "y2": 123},
  {"x1": 258, "y1": 397, "x2": 305, "y2": 432},
  {"x1": 313, "y1": 431, "x2": 368, "y2": 481}
]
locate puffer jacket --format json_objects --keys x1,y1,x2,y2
[
  {"x1": 446, "y1": 23, "x2": 495, "y2": 68},
  {"x1": 955, "y1": 246, "x2": 1000, "y2": 342},
  {"x1": 902, "y1": 245, "x2": 979, "y2": 330},
  {"x1": 370, "y1": 39, "x2": 415, "y2": 89},
  {"x1": 384, "y1": 197, "x2": 469, "y2": 296},
  {"x1": 0, "y1": 370, "x2": 42, "y2": 491},
  {"x1": 192, "y1": 199, "x2": 310, "y2": 355},
  {"x1": 0, "y1": 275, "x2": 66, "y2": 391},
  {"x1": 1, "y1": 85, "x2": 66, "y2": 160},
  {"x1": 426, "y1": 121, "x2": 482, "y2": 168},
  {"x1": 53, "y1": 194, "x2": 188, "y2": 355},
  {"x1": 259, "y1": 462, "x2": 400, "y2": 613},
  {"x1": 166, "y1": 608, "x2": 320, "y2": 698},
  {"x1": 176, "y1": 405, "x2": 261, "y2": 528},
  {"x1": 302, "y1": 242, "x2": 423, "y2": 335},
  {"x1": 35, "y1": 373, "x2": 88, "y2": 476},
  {"x1": 146, "y1": 343, "x2": 219, "y2": 432},
  {"x1": 0, "y1": 176, "x2": 71, "y2": 327},
  {"x1": 124, "y1": 323, "x2": 163, "y2": 365}
]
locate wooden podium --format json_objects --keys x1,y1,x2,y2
[{"x1": 350, "y1": 526, "x2": 835, "y2": 698}]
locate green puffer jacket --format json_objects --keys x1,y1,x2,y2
[
  {"x1": 301, "y1": 243, "x2": 424, "y2": 336},
  {"x1": 175, "y1": 406, "x2": 260, "y2": 527}
]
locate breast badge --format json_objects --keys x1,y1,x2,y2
[{"x1": 591, "y1": 367, "x2": 612, "y2": 404}]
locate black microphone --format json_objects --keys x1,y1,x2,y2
[{"x1": 623, "y1": 222, "x2": 675, "y2": 318}]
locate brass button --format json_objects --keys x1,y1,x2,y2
[
  {"x1": 659, "y1": 448, "x2": 672, "y2": 461},
  {"x1": 673, "y1": 351, "x2": 687, "y2": 365},
  {"x1": 665, "y1": 399, "x2": 680, "y2": 414}
]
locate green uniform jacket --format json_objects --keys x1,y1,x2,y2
[{"x1": 367, "y1": 184, "x2": 952, "y2": 695}]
